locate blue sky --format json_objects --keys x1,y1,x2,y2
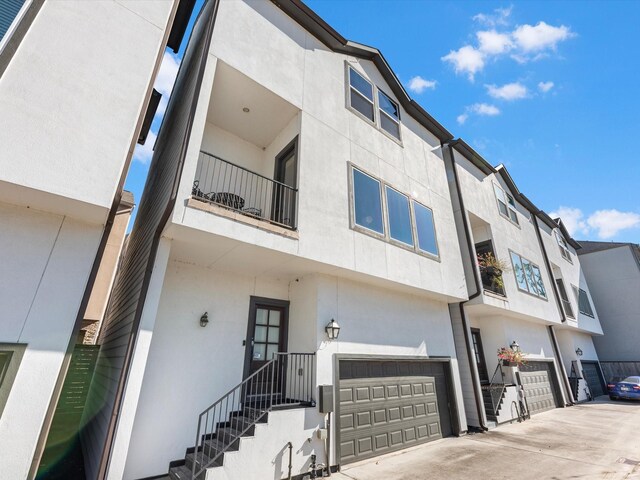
[{"x1": 127, "y1": 0, "x2": 639, "y2": 242}]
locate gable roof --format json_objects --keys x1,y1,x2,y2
[
  {"x1": 448, "y1": 139, "x2": 582, "y2": 249},
  {"x1": 272, "y1": 0, "x2": 453, "y2": 142}
]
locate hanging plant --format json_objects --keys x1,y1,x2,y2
[
  {"x1": 477, "y1": 253, "x2": 511, "y2": 277},
  {"x1": 497, "y1": 346, "x2": 527, "y2": 366}
]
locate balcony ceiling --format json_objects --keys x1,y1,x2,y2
[{"x1": 207, "y1": 62, "x2": 299, "y2": 148}]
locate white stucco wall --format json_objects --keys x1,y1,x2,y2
[
  {"x1": 0, "y1": 0, "x2": 174, "y2": 222},
  {"x1": 121, "y1": 260, "x2": 467, "y2": 478},
  {"x1": 0, "y1": 202, "x2": 102, "y2": 479},
  {"x1": 170, "y1": 0, "x2": 466, "y2": 303},
  {"x1": 538, "y1": 222, "x2": 602, "y2": 334},
  {"x1": 453, "y1": 152, "x2": 561, "y2": 324},
  {"x1": 579, "y1": 246, "x2": 640, "y2": 361}
]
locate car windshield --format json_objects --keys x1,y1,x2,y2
[{"x1": 621, "y1": 376, "x2": 640, "y2": 384}]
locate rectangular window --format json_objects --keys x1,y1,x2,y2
[
  {"x1": 0, "y1": 0, "x2": 25, "y2": 43},
  {"x1": 572, "y1": 285, "x2": 595, "y2": 317},
  {"x1": 385, "y1": 186, "x2": 413, "y2": 246},
  {"x1": 556, "y1": 230, "x2": 573, "y2": 263},
  {"x1": 413, "y1": 201, "x2": 439, "y2": 256},
  {"x1": 510, "y1": 251, "x2": 546, "y2": 298},
  {"x1": 0, "y1": 344, "x2": 25, "y2": 419},
  {"x1": 556, "y1": 278, "x2": 575, "y2": 318},
  {"x1": 493, "y1": 184, "x2": 519, "y2": 225},
  {"x1": 352, "y1": 168, "x2": 384, "y2": 234},
  {"x1": 349, "y1": 165, "x2": 438, "y2": 259},
  {"x1": 378, "y1": 90, "x2": 400, "y2": 139},
  {"x1": 348, "y1": 67, "x2": 375, "y2": 122}
]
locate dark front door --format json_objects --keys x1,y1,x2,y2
[
  {"x1": 272, "y1": 138, "x2": 298, "y2": 228},
  {"x1": 245, "y1": 297, "x2": 289, "y2": 379},
  {"x1": 471, "y1": 328, "x2": 490, "y2": 384}
]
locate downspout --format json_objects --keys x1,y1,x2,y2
[
  {"x1": 442, "y1": 141, "x2": 488, "y2": 431},
  {"x1": 532, "y1": 214, "x2": 576, "y2": 405}
]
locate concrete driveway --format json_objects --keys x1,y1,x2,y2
[{"x1": 333, "y1": 398, "x2": 640, "y2": 480}]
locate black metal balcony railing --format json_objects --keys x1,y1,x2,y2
[
  {"x1": 192, "y1": 151, "x2": 298, "y2": 230},
  {"x1": 479, "y1": 266, "x2": 506, "y2": 296}
]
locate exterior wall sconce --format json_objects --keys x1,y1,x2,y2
[
  {"x1": 510, "y1": 340, "x2": 521, "y2": 353},
  {"x1": 200, "y1": 312, "x2": 209, "y2": 327},
  {"x1": 325, "y1": 319, "x2": 340, "y2": 340},
  {"x1": 575, "y1": 347, "x2": 583, "y2": 356}
]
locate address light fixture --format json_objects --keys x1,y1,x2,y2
[
  {"x1": 575, "y1": 347, "x2": 583, "y2": 357},
  {"x1": 200, "y1": 312, "x2": 209, "y2": 327},
  {"x1": 325, "y1": 318, "x2": 341, "y2": 340},
  {"x1": 510, "y1": 340, "x2": 521, "y2": 353}
]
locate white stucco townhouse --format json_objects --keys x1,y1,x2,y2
[{"x1": 85, "y1": 1, "x2": 480, "y2": 479}]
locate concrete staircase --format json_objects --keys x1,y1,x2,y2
[
  {"x1": 481, "y1": 386, "x2": 506, "y2": 423},
  {"x1": 168, "y1": 405, "x2": 268, "y2": 480}
]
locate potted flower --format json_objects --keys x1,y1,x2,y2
[
  {"x1": 477, "y1": 253, "x2": 510, "y2": 278},
  {"x1": 497, "y1": 347, "x2": 526, "y2": 367}
]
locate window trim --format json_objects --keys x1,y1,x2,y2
[
  {"x1": 348, "y1": 163, "x2": 439, "y2": 260},
  {"x1": 345, "y1": 63, "x2": 403, "y2": 145},
  {"x1": 384, "y1": 185, "x2": 414, "y2": 248},
  {"x1": 555, "y1": 230, "x2": 573, "y2": 263},
  {"x1": 555, "y1": 278, "x2": 575, "y2": 319},
  {"x1": 377, "y1": 88, "x2": 401, "y2": 141},
  {"x1": 0, "y1": 344, "x2": 26, "y2": 419},
  {"x1": 509, "y1": 250, "x2": 548, "y2": 300},
  {"x1": 493, "y1": 183, "x2": 520, "y2": 227}
]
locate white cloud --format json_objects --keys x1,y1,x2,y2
[
  {"x1": 457, "y1": 113, "x2": 469, "y2": 125},
  {"x1": 486, "y1": 82, "x2": 528, "y2": 100},
  {"x1": 442, "y1": 9, "x2": 574, "y2": 79},
  {"x1": 538, "y1": 81, "x2": 554, "y2": 92},
  {"x1": 470, "y1": 103, "x2": 501, "y2": 116},
  {"x1": 473, "y1": 6, "x2": 512, "y2": 27},
  {"x1": 407, "y1": 76, "x2": 437, "y2": 94},
  {"x1": 550, "y1": 206, "x2": 640, "y2": 239},
  {"x1": 458, "y1": 103, "x2": 500, "y2": 124},
  {"x1": 512, "y1": 21, "x2": 573, "y2": 52},
  {"x1": 477, "y1": 30, "x2": 512, "y2": 55},
  {"x1": 133, "y1": 130, "x2": 157, "y2": 165},
  {"x1": 441, "y1": 45, "x2": 485, "y2": 81},
  {"x1": 549, "y1": 206, "x2": 589, "y2": 236},
  {"x1": 587, "y1": 210, "x2": 640, "y2": 239}
]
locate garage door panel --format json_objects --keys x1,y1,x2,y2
[
  {"x1": 520, "y1": 361, "x2": 559, "y2": 415},
  {"x1": 339, "y1": 360, "x2": 452, "y2": 464}
]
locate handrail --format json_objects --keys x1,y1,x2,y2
[
  {"x1": 487, "y1": 362, "x2": 506, "y2": 416},
  {"x1": 193, "y1": 151, "x2": 298, "y2": 229},
  {"x1": 191, "y1": 352, "x2": 315, "y2": 479},
  {"x1": 200, "y1": 150, "x2": 298, "y2": 190}
]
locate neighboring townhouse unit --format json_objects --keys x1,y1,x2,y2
[
  {"x1": 85, "y1": 1, "x2": 477, "y2": 478},
  {"x1": 443, "y1": 139, "x2": 604, "y2": 429},
  {"x1": 537, "y1": 220, "x2": 605, "y2": 401},
  {"x1": 577, "y1": 241, "x2": 640, "y2": 378},
  {"x1": 0, "y1": 1, "x2": 191, "y2": 478}
]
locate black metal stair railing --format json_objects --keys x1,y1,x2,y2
[
  {"x1": 192, "y1": 151, "x2": 298, "y2": 230},
  {"x1": 485, "y1": 362, "x2": 506, "y2": 417},
  {"x1": 190, "y1": 353, "x2": 315, "y2": 479}
]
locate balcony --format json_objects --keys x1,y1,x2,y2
[
  {"x1": 192, "y1": 151, "x2": 298, "y2": 230},
  {"x1": 479, "y1": 265, "x2": 506, "y2": 297}
]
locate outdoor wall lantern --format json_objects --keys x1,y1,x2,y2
[
  {"x1": 510, "y1": 340, "x2": 521, "y2": 352},
  {"x1": 325, "y1": 318, "x2": 341, "y2": 340},
  {"x1": 200, "y1": 312, "x2": 209, "y2": 327},
  {"x1": 575, "y1": 347, "x2": 583, "y2": 356}
]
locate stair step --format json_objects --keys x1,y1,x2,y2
[
  {"x1": 224, "y1": 417, "x2": 256, "y2": 435},
  {"x1": 204, "y1": 436, "x2": 240, "y2": 455},
  {"x1": 242, "y1": 407, "x2": 268, "y2": 423},
  {"x1": 169, "y1": 464, "x2": 204, "y2": 480},
  {"x1": 186, "y1": 451, "x2": 224, "y2": 471}
]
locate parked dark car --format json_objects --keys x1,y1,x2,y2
[{"x1": 608, "y1": 376, "x2": 640, "y2": 400}]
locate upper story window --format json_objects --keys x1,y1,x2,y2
[
  {"x1": 347, "y1": 65, "x2": 401, "y2": 141},
  {"x1": 0, "y1": 0, "x2": 26, "y2": 44},
  {"x1": 348, "y1": 68, "x2": 375, "y2": 122},
  {"x1": 555, "y1": 278, "x2": 575, "y2": 319},
  {"x1": 350, "y1": 165, "x2": 438, "y2": 258},
  {"x1": 493, "y1": 184, "x2": 519, "y2": 226},
  {"x1": 572, "y1": 285, "x2": 595, "y2": 317},
  {"x1": 510, "y1": 251, "x2": 547, "y2": 299},
  {"x1": 555, "y1": 230, "x2": 573, "y2": 263}
]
